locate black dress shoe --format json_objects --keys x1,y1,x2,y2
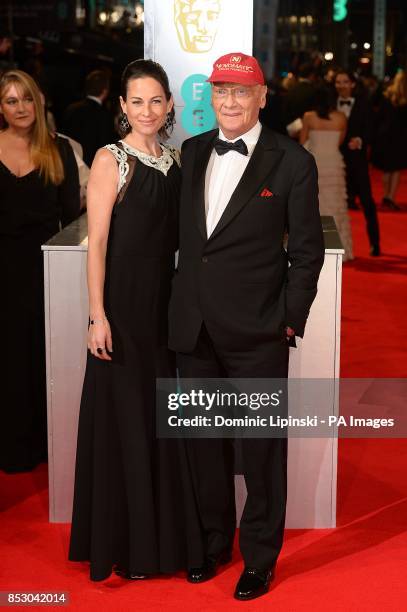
[
  {"x1": 234, "y1": 567, "x2": 274, "y2": 601},
  {"x1": 382, "y1": 197, "x2": 401, "y2": 210},
  {"x1": 114, "y1": 566, "x2": 147, "y2": 580},
  {"x1": 370, "y1": 245, "x2": 381, "y2": 256},
  {"x1": 187, "y1": 550, "x2": 232, "y2": 583}
]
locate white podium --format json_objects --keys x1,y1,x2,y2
[{"x1": 42, "y1": 215, "x2": 343, "y2": 526}]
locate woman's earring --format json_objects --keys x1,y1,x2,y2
[
  {"x1": 120, "y1": 113, "x2": 130, "y2": 131},
  {"x1": 164, "y1": 112, "x2": 174, "y2": 132}
]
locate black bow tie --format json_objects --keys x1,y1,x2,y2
[
  {"x1": 214, "y1": 138, "x2": 248, "y2": 156},
  {"x1": 339, "y1": 99, "x2": 352, "y2": 106}
]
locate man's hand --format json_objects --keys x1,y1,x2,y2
[{"x1": 348, "y1": 137, "x2": 362, "y2": 150}]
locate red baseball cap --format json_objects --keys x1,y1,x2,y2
[{"x1": 207, "y1": 52, "x2": 265, "y2": 86}]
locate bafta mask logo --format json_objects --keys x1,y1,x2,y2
[{"x1": 174, "y1": 0, "x2": 221, "y2": 54}]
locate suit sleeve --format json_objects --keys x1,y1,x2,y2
[
  {"x1": 285, "y1": 151, "x2": 325, "y2": 337},
  {"x1": 180, "y1": 137, "x2": 193, "y2": 163},
  {"x1": 180, "y1": 137, "x2": 195, "y2": 191},
  {"x1": 348, "y1": 99, "x2": 374, "y2": 148},
  {"x1": 57, "y1": 137, "x2": 81, "y2": 228},
  {"x1": 356, "y1": 99, "x2": 374, "y2": 147}
]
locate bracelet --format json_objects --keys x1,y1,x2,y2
[{"x1": 89, "y1": 317, "x2": 107, "y2": 325}]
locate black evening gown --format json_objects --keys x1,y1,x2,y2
[
  {"x1": 0, "y1": 136, "x2": 80, "y2": 473},
  {"x1": 69, "y1": 141, "x2": 205, "y2": 581},
  {"x1": 371, "y1": 97, "x2": 407, "y2": 171}
]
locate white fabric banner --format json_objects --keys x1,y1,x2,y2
[{"x1": 144, "y1": 0, "x2": 253, "y2": 146}]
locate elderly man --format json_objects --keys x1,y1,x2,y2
[{"x1": 169, "y1": 53, "x2": 324, "y2": 600}]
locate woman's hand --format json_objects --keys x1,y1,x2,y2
[{"x1": 88, "y1": 318, "x2": 113, "y2": 361}]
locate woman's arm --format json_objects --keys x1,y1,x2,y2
[
  {"x1": 86, "y1": 148, "x2": 118, "y2": 360},
  {"x1": 299, "y1": 113, "x2": 310, "y2": 145}
]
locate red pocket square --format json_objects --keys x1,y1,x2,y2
[{"x1": 260, "y1": 188, "x2": 273, "y2": 197}]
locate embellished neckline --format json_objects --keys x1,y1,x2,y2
[
  {"x1": 118, "y1": 140, "x2": 180, "y2": 176},
  {"x1": 120, "y1": 139, "x2": 164, "y2": 160}
]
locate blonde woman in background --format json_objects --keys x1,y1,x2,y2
[
  {"x1": 371, "y1": 70, "x2": 407, "y2": 210},
  {"x1": 0, "y1": 70, "x2": 80, "y2": 473}
]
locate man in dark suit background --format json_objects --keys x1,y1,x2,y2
[
  {"x1": 63, "y1": 70, "x2": 115, "y2": 167},
  {"x1": 168, "y1": 53, "x2": 325, "y2": 601},
  {"x1": 335, "y1": 70, "x2": 381, "y2": 256},
  {"x1": 283, "y1": 62, "x2": 317, "y2": 134}
]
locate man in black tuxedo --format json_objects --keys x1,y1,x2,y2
[
  {"x1": 168, "y1": 53, "x2": 324, "y2": 601},
  {"x1": 63, "y1": 70, "x2": 115, "y2": 167},
  {"x1": 335, "y1": 70, "x2": 381, "y2": 256}
]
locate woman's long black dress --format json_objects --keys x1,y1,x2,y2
[
  {"x1": 0, "y1": 135, "x2": 80, "y2": 473},
  {"x1": 69, "y1": 141, "x2": 204, "y2": 581},
  {"x1": 371, "y1": 97, "x2": 407, "y2": 171}
]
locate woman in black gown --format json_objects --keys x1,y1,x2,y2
[
  {"x1": 371, "y1": 70, "x2": 407, "y2": 209},
  {"x1": 0, "y1": 70, "x2": 80, "y2": 473},
  {"x1": 69, "y1": 60, "x2": 204, "y2": 581}
]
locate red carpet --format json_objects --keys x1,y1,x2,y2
[
  {"x1": 1, "y1": 169, "x2": 406, "y2": 610},
  {"x1": 341, "y1": 168, "x2": 407, "y2": 377}
]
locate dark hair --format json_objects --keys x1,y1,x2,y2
[
  {"x1": 313, "y1": 85, "x2": 336, "y2": 119},
  {"x1": 120, "y1": 59, "x2": 175, "y2": 140},
  {"x1": 85, "y1": 70, "x2": 110, "y2": 97},
  {"x1": 298, "y1": 62, "x2": 315, "y2": 80},
  {"x1": 335, "y1": 69, "x2": 357, "y2": 84}
]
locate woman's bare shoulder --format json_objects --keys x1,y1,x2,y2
[
  {"x1": 94, "y1": 146, "x2": 119, "y2": 164},
  {"x1": 303, "y1": 110, "x2": 316, "y2": 121},
  {"x1": 331, "y1": 110, "x2": 347, "y2": 123},
  {"x1": 89, "y1": 147, "x2": 120, "y2": 175}
]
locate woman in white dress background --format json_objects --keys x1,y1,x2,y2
[{"x1": 300, "y1": 86, "x2": 354, "y2": 261}]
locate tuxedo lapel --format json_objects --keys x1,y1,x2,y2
[
  {"x1": 191, "y1": 130, "x2": 218, "y2": 241},
  {"x1": 209, "y1": 127, "x2": 284, "y2": 241}
]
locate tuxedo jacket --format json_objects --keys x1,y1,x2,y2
[
  {"x1": 339, "y1": 97, "x2": 374, "y2": 159},
  {"x1": 63, "y1": 98, "x2": 115, "y2": 167},
  {"x1": 168, "y1": 125, "x2": 325, "y2": 354}
]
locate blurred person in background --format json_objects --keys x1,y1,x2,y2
[
  {"x1": 323, "y1": 66, "x2": 339, "y2": 99},
  {"x1": 362, "y1": 74, "x2": 382, "y2": 109},
  {"x1": 281, "y1": 73, "x2": 297, "y2": 92},
  {"x1": 260, "y1": 78, "x2": 289, "y2": 135},
  {"x1": 0, "y1": 37, "x2": 14, "y2": 71},
  {"x1": 371, "y1": 70, "x2": 407, "y2": 210},
  {"x1": 0, "y1": 70, "x2": 80, "y2": 473},
  {"x1": 283, "y1": 62, "x2": 317, "y2": 137},
  {"x1": 56, "y1": 133, "x2": 90, "y2": 209},
  {"x1": 63, "y1": 69, "x2": 116, "y2": 167},
  {"x1": 324, "y1": 67, "x2": 338, "y2": 85},
  {"x1": 300, "y1": 85, "x2": 353, "y2": 261},
  {"x1": 335, "y1": 70, "x2": 381, "y2": 256}
]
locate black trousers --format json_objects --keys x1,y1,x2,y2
[
  {"x1": 344, "y1": 153, "x2": 380, "y2": 248},
  {"x1": 177, "y1": 324, "x2": 289, "y2": 571}
]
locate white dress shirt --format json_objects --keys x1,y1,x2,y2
[
  {"x1": 337, "y1": 97, "x2": 355, "y2": 119},
  {"x1": 87, "y1": 95, "x2": 103, "y2": 106},
  {"x1": 205, "y1": 121, "x2": 262, "y2": 237}
]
